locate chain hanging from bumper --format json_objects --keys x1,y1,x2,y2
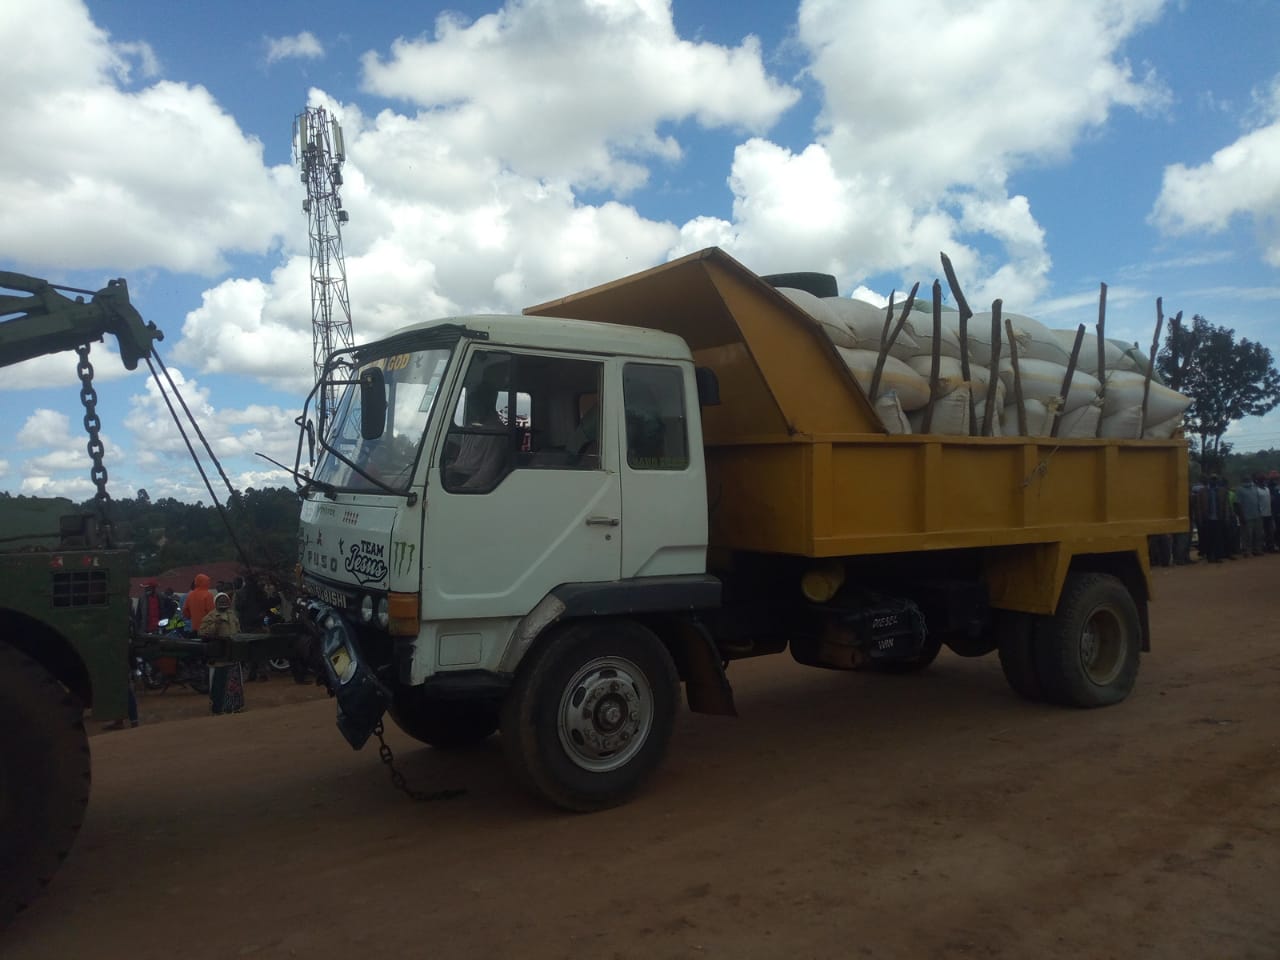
[
  {"x1": 373, "y1": 719, "x2": 467, "y2": 803},
  {"x1": 76, "y1": 342, "x2": 111, "y2": 507}
]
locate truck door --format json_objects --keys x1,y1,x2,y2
[
  {"x1": 619, "y1": 361, "x2": 708, "y2": 578},
  {"x1": 422, "y1": 348, "x2": 622, "y2": 622}
]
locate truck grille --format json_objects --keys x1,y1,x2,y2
[{"x1": 52, "y1": 570, "x2": 109, "y2": 607}]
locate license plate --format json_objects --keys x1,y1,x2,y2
[{"x1": 329, "y1": 647, "x2": 352, "y2": 679}]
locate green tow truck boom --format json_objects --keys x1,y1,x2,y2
[{"x1": 0, "y1": 272, "x2": 162, "y2": 928}]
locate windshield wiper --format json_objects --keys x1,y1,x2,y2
[
  {"x1": 257, "y1": 453, "x2": 337, "y2": 499},
  {"x1": 315, "y1": 442, "x2": 419, "y2": 506}
]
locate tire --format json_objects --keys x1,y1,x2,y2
[
  {"x1": 389, "y1": 690, "x2": 500, "y2": 750},
  {"x1": 0, "y1": 644, "x2": 91, "y2": 928},
  {"x1": 1034, "y1": 573, "x2": 1141, "y2": 708},
  {"x1": 943, "y1": 631, "x2": 998, "y2": 658},
  {"x1": 501, "y1": 620, "x2": 679, "y2": 812},
  {"x1": 995, "y1": 609, "x2": 1045, "y2": 702}
]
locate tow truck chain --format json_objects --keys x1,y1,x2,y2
[
  {"x1": 373, "y1": 719, "x2": 466, "y2": 802},
  {"x1": 76, "y1": 342, "x2": 111, "y2": 505}
]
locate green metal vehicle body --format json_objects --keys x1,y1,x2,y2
[{"x1": 0, "y1": 497, "x2": 132, "y2": 722}]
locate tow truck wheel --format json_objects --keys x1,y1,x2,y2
[
  {"x1": 1033, "y1": 572, "x2": 1141, "y2": 707},
  {"x1": 0, "y1": 643, "x2": 91, "y2": 928},
  {"x1": 388, "y1": 689, "x2": 500, "y2": 749},
  {"x1": 501, "y1": 619, "x2": 678, "y2": 812}
]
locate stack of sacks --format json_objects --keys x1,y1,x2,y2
[{"x1": 780, "y1": 288, "x2": 1191, "y2": 438}]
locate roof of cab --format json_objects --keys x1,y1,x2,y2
[{"x1": 389, "y1": 312, "x2": 693, "y2": 362}]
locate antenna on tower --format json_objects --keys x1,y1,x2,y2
[{"x1": 293, "y1": 105, "x2": 354, "y2": 441}]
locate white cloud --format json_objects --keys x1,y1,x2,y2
[
  {"x1": 0, "y1": 0, "x2": 294, "y2": 275},
  {"x1": 688, "y1": 0, "x2": 1169, "y2": 305},
  {"x1": 266, "y1": 31, "x2": 325, "y2": 65},
  {"x1": 0, "y1": 342, "x2": 136, "y2": 391},
  {"x1": 1151, "y1": 76, "x2": 1280, "y2": 267},
  {"x1": 360, "y1": 0, "x2": 799, "y2": 191},
  {"x1": 124, "y1": 367, "x2": 297, "y2": 469}
]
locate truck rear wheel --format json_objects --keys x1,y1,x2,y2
[
  {"x1": 0, "y1": 644, "x2": 91, "y2": 927},
  {"x1": 389, "y1": 690, "x2": 500, "y2": 750},
  {"x1": 995, "y1": 610, "x2": 1045, "y2": 702},
  {"x1": 1034, "y1": 572, "x2": 1140, "y2": 707},
  {"x1": 501, "y1": 620, "x2": 678, "y2": 812}
]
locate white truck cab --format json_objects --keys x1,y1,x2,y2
[{"x1": 297, "y1": 314, "x2": 724, "y2": 810}]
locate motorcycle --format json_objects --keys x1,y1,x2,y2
[{"x1": 136, "y1": 617, "x2": 211, "y2": 694}]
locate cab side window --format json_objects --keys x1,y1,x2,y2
[
  {"x1": 441, "y1": 351, "x2": 605, "y2": 494},
  {"x1": 623, "y1": 363, "x2": 689, "y2": 471},
  {"x1": 441, "y1": 352, "x2": 513, "y2": 494}
]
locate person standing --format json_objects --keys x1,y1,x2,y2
[
  {"x1": 1196, "y1": 475, "x2": 1227, "y2": 563},
  {"x1": 182, "y1": 573, "x2": 216, "y2": 632},
  {"x1": 199, "y1": 592, "x2": 244, "y2": 714},
  {"x1": 1236, "y1": 476, "x2": 1262, "y2": 557},
  {"x1": 1257, "y1": 474, "x2": 1275, "y2": 553},
  {"x1": 132, "y1": 580, "x2": 163, "y2": 635}
]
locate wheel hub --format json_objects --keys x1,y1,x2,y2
[
  {"x1": 1080, "y1": 607, "x2": 1123, "y2": 685},
  {"x1": 558, "y1": 657, "x2": 652, "y2": 773}
]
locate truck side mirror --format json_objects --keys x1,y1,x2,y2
[
  {"x1": 360, "y1": 367, "x2": 387, "y2": 439},
  {"x1": 695, "y1": 367, "x2": 720, "y2": 407}
]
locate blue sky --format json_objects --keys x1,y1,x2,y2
[{"x1": 2, "y1": 0, "x2": 1279, "y2": 502}]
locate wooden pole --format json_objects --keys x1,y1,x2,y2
[
  {"x1": 1094, "y1": 282, "x2": 1107, "y2": 438},
  {"x1": 869, "y1": 282, "x2": 920, "y2": 402},
  {"x1": 1050, "y1": 324, "x2": 1086, "y2": 438},
  {"x1": 921, "y1": 280, "x2": 943, "y2": 434},
  {"x1": 1140, "y1": 297, "x2": 1165, "y2": 438},
  {"x1": 981, "y1": 300, "x2": 1003, "y2": 437},
  {"x1": 1005, "y1": 317, "x2": 1027, "y2": 436},
  {"x1": 941, "y1": 252, "x2": 977, "y2": 435}
]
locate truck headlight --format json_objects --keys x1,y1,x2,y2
[
  {"x1": 376, "y1": 597, "x2": 389, "y2": 628},
  {"x1": 360, "y1": 594, "x2": 374, "y2": 623}
]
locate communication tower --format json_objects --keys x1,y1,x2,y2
[{"x1": 293, "y1": 105, "x2": 354, "y2": 438}]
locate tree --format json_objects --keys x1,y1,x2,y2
[{"x1": 1158, "y1": 315, "x2": 1280, "y2": 464}]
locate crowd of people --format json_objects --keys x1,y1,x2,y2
[
  {"x1": 1151, "y1": 470, "x2": 1280, "y2": 566},
  {"x1": 111, "y1": 571, "x2": 305, "y2": 729}
]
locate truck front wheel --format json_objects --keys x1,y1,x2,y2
[
  {"x1": 501, "y1": 620, "x2": 679, "y2": 812},
  {"x1": 0, "y1": 643, "x2": 91, "y2": 927},
  {"x1": 388, "y1": 689, "x2": 500, "y2": 750},
  {"x1": 1034, "y1": 572, "x2": 1141, "y2": 707}
]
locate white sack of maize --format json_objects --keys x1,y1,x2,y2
[
  {"x1": 837, "y1": 347, "x2": 932, "y2": 411},
  {"x1": 974, "y1": 378, "x2": 1007, "y2": 437},
  {"x1": 1101, "y1": 370, "x2": 1191, "y2": 421},
  {"x1": 1099, "y1": 406, "x2": 1144, "y2": 439},
  {"x1": 997, "y1": 358, "x2": 1100, "y2": 414},
  {"x1": 897, "y1": 313, "x2": 963, "y2": 361},
  {"x1": 777, "y1": 288, "x2": 858, "y2": 350},
  {"x1": 908, "y1": 385, "x2": 971, "y2": 436},
  {"x1": 1001, "y1": 396, "x2": 1060, "y2": 437},
  {"x1": 822, "y1": 297, "x2": 920, "y2": 359},
  {"x1": 906, "y1": 356, "x2": 991, "y2": 396},
  {"x1": 875, "y1": 391, "x2": 912, "y2": 434},
  {"x1": 1107, "y1": 340, "x2": 1158, "y2": 378},
  {"x1": 1057, "y1": 399, "x2": 1103, "y2": 439},
  {"x1": 961, "y1": 312, "x2": 1072, "y2": 367},
  {"x1": 1049, "y1": 329, "x2": 1127, "y2": 375},
  {"x1": 1144, "y1": 414, "x2": 1183, "y2": 440}
]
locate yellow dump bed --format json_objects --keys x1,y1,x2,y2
[{"x1": 527, "y1": 247, "x2": 1188, "y2": 605}]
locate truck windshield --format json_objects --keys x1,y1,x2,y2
[{"x1": 312, "y1": 347, "x2": 453, "y2": 493}]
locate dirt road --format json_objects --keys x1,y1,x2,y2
[{"x1": 7, "y1": 560, "x2": 1279, "y2": 959}]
